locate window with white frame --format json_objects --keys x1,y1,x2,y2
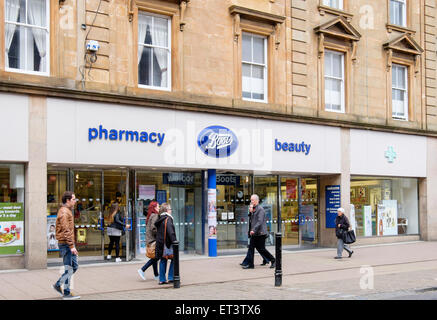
[
  {"x1": 242, "y1": 33, "x2": 267, "y2": 102},
  {"x1": 4, "y1": 0, "x2": 49, "y2": 74},
  {"x1": 390, "y1": 0, "x2": 407, "y2": 27},
  {"x1": 138, "y1": 12, "x2": 171, "y2": 90},
  {"x1": 392, "y1": 64, "x2": 408, "y2": 120},
  {"x1": 324, "y1": 50, "x2": 345, "y2": 113},
  {"x1": 323, "y1": 0, "x2": 343, "y2": 10}
]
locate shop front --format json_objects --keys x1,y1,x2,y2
[
  {"x1": 45, "y1": 97, "x2": 341, "y2": 261},
  {"x1": 349, "y1": 129, "x2": 425, "y2": 243}
]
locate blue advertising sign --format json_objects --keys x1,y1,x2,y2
[
  {"x1": 197, "y1": 125, "x2": 239, "y2": 158},
  {"x1": 156, "y1": 190, "x2": 167, "y2": 205},
  {"x1": 326, "y1": 185, "x2": 341, "y2": 228}
]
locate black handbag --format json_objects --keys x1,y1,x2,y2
[{"x1": 343, "y1": 229, "x2": 356, "y2": 244}]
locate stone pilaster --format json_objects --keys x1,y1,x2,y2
[{"x1": 24, "y1": 96, "x2": 47, "y2": 270}]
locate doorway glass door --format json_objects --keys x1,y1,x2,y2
[
  {"x1": 103, "y1": 170, "x2": 128, "y2": 260},
  {"x1": 253, "y1": 176, "x2": 278, "y2": 246},
  {"x1": 73, "y1": 170, "x2": 103, "y2": 257},
  {"x1": 216, "y1": 174, "x2": 252, "y2": 250}
]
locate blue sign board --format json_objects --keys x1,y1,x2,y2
[
  {"x1": 197, "y1": 125, "x2": 239, "y2": 158},
  {"x1": 156, "y1": 190, "x2": 167, "y2": 205},
  {"x1": 326, "y1": 185, "x2": 341, "y2": 228}
]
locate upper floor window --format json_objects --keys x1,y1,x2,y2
[
  {"x1": 242, "y1": 33, "x2": 267, "y2": 102},
  {"x1": 324, "y1": 50, "x2": 345, "y2": 113},
  {"x1": 138, "y1": 12, "x2": 171, "y2": 90},
  {"x1": 4, "y1": 0, "x2": 49, "y2": 74},
  {"x1": 323, "y1": 0, "x2": 343, "y2": 10},
  {"x1": 392, "y1": 64, "x2": 408, "y2": 120},
  {"x1": 390, "y1": 0, "x2": 407, "y2": 27}
]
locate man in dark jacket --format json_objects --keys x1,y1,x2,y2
[
  {"x1": 240, "y1": 204, "x2": 268, "y2": 267},
  {"x1": 155, "y1": 203, "x2": 177, "y2": 284},
  {"x1": 242, "y1": 195, "x2": 275, "y2": 269},
  {"x1": 335, "y1": 207, "x2": 354, "y2": 259}
]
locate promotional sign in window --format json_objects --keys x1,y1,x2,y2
[
  {"x1": 301, "y1": 205, "x2": 315, "y2": 241},
  {"x1": 325, "y1": 185, "x2": 341, "y2": 228},
  {"x1": 0, "y1": 203, "x2": 24, "y2": 255},
  {"x1": 47, "y1": 215, "x2": 59, "y2": 251}
]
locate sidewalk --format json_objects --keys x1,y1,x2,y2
[{"x1": 0, "y1": 241, "x2": 436, "y2": 300}]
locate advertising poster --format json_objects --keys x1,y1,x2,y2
[
  {"x1": 382, "y1": 200, "x2": 398, "y2": 236},
  {"x1": 261, "y1": 204, "x2": 273, "y2": 245},
  {"x1": 207, "y1": 189, "x2": 217, "y2": 239},
  {"x1": 350, "y1": 204, "x2": 356, "y2": 232},
  {"x1": 139, "y1": 185, "x2": 155, "y2": 200},
  {"x1": 156, "y1": 190, "x2": 167, "y2": 205},
  {"x1": 0, "y1": 203, "x2": 24, "y2": 255},
  {"x1": 235, "y1": 205, "x2": 249, "y2": 244},
  {"x1": 325, "y1": 185, "x2": 341, "y2": 228},
  {"x1": 286, "y1": 179, "x2": 297, "y2": 199},
  {"x1": 301, "y1": 205, "x2": 315, "y2": 241},
  {"x1": 364, "y1": 205, "x2": 373, "y2": 237},
  {"x1": 47, "y1": 215, "x2": 59, "y2": 251},
  {"x1": 377, "y1": 204, "x2": 385, "y2": 236}
]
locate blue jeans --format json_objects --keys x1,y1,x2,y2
[
  {"x1": 141, "y1": 258, "x2": 159, "y2": 277},
  {"x1": 159, "y1": 258, "x2": 174, "y2": 283},
  {"x1": 56, "y1": 244, "x2": 79, "y2": 295}
]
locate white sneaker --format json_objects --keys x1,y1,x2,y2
[
  {"x1": 107, "y1": 255, "x2": 111, "y2": 260},
  {"x1": 137, "y1": 269, "x2": 146, "y2": 280},
  {"x1": 115, "y1": 257, "x2": 122, "y2": 262},
  {"x1": 154, "y1": 275, "x2": 159, "y2": 281}
]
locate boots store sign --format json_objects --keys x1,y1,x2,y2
[
  {"x1": 47, "y1": 99, "x2": 341, "y2": 173},
  {"x1": 197, "y1": 125, "x2": 239, "y2": 158}
]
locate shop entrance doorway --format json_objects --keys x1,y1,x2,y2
[
  {"x1": 253, "y1": 176, "x2": 319, "y2": 247},
  {"x1": 71, "y1": 169, "x2": 132, "y2": 260}
]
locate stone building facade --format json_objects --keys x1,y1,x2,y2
[{"x1": 0, "y1": 0, "x2": 436, "y2": 270}]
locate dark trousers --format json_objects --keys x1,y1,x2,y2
[
  {"x1": 108, "y1": 236, "x2": 121, "y2": 258},
  {"x1": 141, "y1": 258, "x2": 159, "y2": 277},
  {"x1": 247, "y1": 235, "x2": 275, "y2": 267},
  {"x1": 242, "y1": 240, "x2": 268, "y2": 266}
]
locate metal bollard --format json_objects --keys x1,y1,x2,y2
[
  {"x1": 275, "y1": 233, "x2": 282, "y2": 287},
  {"x1": 173, "y1": 241, "x2": 180, "y2": 288}
]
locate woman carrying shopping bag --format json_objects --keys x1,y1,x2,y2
[
  {"x1": 137, "y1": 201, "x2": 160, "y2": 280},
  {"x1": 154, "y1": 203, "x2": 177, "y2": 285},
  {"x1": 334, "y1": 207, "x2": 354, "y2": 259}
]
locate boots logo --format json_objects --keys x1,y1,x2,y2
[{"x1": 197, "y1": 126, "x2": 238, "y2": 158}]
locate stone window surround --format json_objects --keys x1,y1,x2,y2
[
  {"x1": 386, "y1": 0, "x2": 416, "y2": 34},
  {"x1": 384, "y1": 36, "x2": 423, "y2": 123},
  {"x1": 229, "y1": 5, "x2": 285, "y2": 105},
  {"x1": 130, "y1": 0, "x2": 185, "y2": 93},
  {"x1": 315, "y1": 17, "x2": 361, "y2": 116},
  {"x1": 318, "y1": 0, "x2": 353, "y2": 22},
  {"x1": 0, "y1": 0, "x2": 56, "y2": 79}
]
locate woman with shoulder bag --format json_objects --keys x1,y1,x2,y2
[
  {"x1": 137, "y1": 201, "x2": 160, "y2": 281},
  {"x1": 107, "y1": 203, "x2": 130, "y2": 262},
  {"x1": 154, "y1": 203, "x2": 177, "y2": 285},
  {"x1": 334, "y1": 207, "x2": 354, "y2": 259}
]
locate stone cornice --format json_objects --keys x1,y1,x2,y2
[{"x1": 0, "y1": 81, "x2": 435, "y2": 138}]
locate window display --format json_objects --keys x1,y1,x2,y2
[
  {"x1": 0, "y1": 164, "x2": 25, "y2": 255},
  {"x1": 351, "y1": 177, "x2": 419, "y2": 237}
]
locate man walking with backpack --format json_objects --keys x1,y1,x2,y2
[{"x1": 52, "y1": 191, "x2": 80, "y2": 299}]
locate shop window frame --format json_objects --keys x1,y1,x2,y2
[{"x1": 2, "y1": 0, "x2": 51, "y2": 76}]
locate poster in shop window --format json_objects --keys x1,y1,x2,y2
[
  {"x1": 47, "y1": 215, "x2": 59, "y2": 251},
  {"x1": 382, "y1": 200, "x2": 398, "y2": 236},
  {"x1": 301, "y1": 205, "x2": 315, "y2": 242},
  {"x1": 364, "y1": 205, "x2": 373, "y2": 237},
  {"x1": 0, "y1": 203, "x2": 24, "y2": 255},
  {"x1": 139, "y1": 185, "x2": 155, "y2": 200}
]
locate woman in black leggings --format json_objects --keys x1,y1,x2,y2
[{"x1": 107, "y1": 203, "x2": 130, "y2": 262}]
